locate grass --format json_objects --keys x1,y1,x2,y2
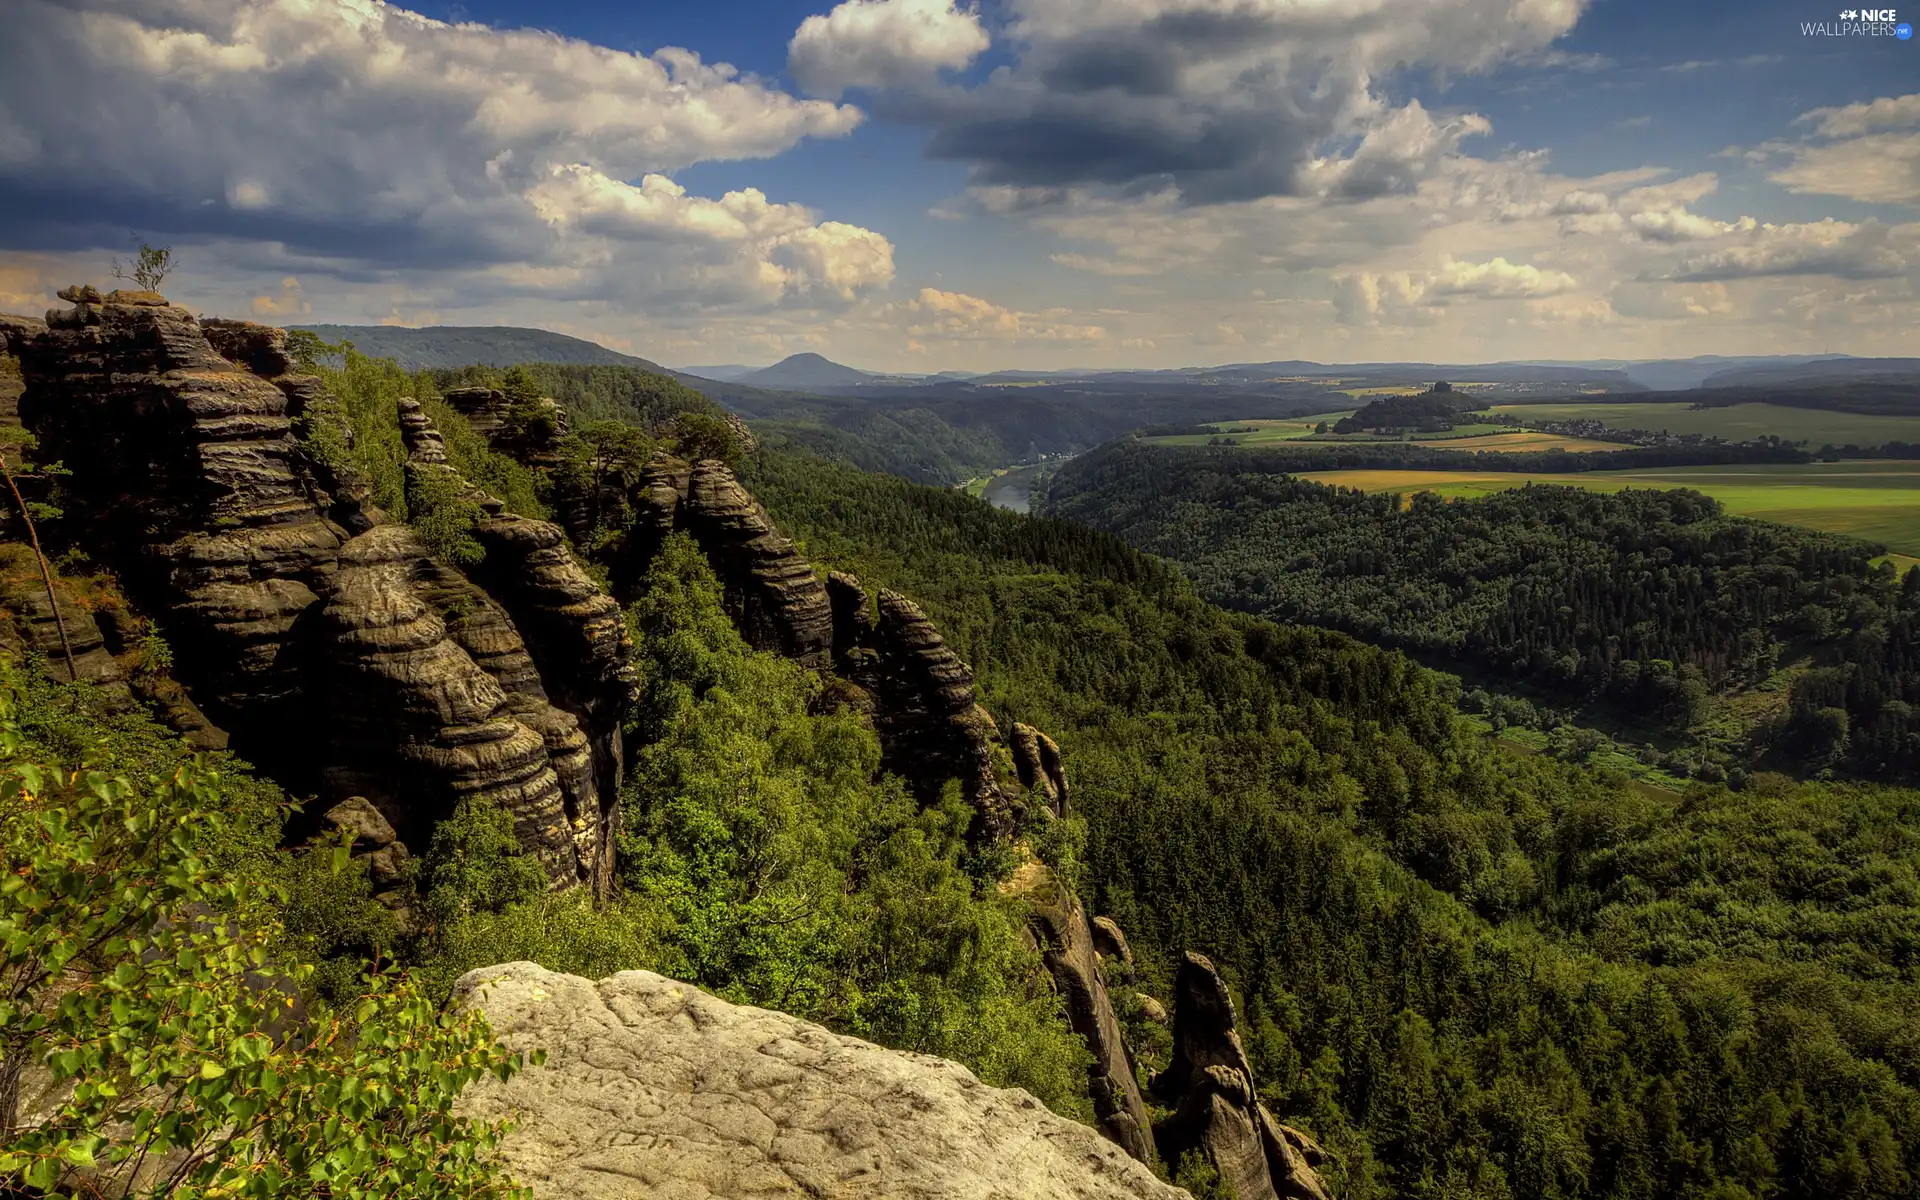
[
  {"x1": 1491, "y1": 401, "x2": 1920, "y2": 448},
  {"x1": 1300, "y1": 460, "x2": 1920, "y2": 558}
]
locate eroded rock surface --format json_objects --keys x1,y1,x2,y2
[
  {"x1": 452, "y1": 962, "x2": 1189, "y2": 1200},
  {"x1": 682, "y1": 459, "x2": 832, "y2": 668},
  {"x1": 1008, "y1": 864, "x2": 1158, "y2": 1167},
  {"x1": 318, "y1": 523, "x2": 583, "y2": 886},
  {"x1": 399, "y1": 399, "x2": 630, "y2": 889},
  {"x1": 1012, "y1": 721, "x2": 1070, "y2": 817},
  {"x1": 1151, "y1": 953, "x2": 1331, "y2": 1200},
  {"x1": 14, "y1": 291, "x2": 344, "y2": 759}
]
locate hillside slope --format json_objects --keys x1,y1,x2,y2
[{"x1": 295, "y1": 323, "x2": 664, "y2": 370}]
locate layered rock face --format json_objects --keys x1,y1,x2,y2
[
  {"x1": 1007, "y1": 864, "x2": 1158, "y2": 1167},
  {"x1": 823, "y1": 571, "x2": 1018, "y2": 843},
  {"x1": 441, "y1": 385, "x2": 569, "y2": 469},
  {"x1": 14, "y1": 289, "x2": 344, "y2": 765},
  {"x1": 399, "y1": 398, "x2": 633, "y2": 890},
  {"x1": 681, "y1": 459, "x2": 833, "y2": 668},
  {"x1": 1152, "y1": 953, "x2": 1331, "y2": 1200},
  {"x1": 9, "y1": 292, "x2": 628, "y2": 890},
  {"x1": 318, "y1": 524, "x2": 583, "y2": 884},
  {"x1": 452, "y1": 962, "x2": 1188, "y2": 1200},
  {"x1": 1012, "y1": 721, "x2": 1070, "y2": 817}
]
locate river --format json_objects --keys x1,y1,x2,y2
[{"x1": 981, "y1": 463, "x2": 1044, "y2": 513}]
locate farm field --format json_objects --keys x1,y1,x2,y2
[
  {"x1": 1491, "y1": 400, "x2": 1920, "y2": 446},
  {"x1": 1299, "y1": 460, "x2": 1920, "y2": 556},
  {"x1": 1147, "y1": 414, "x2": 1354, "y2": 445},
  {"x1": 1147, "y1": 418, "x2": 1619, "y2": 452}
]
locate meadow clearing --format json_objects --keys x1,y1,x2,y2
[{"x1": 1299, "y1": 460, "x2": 1920, "y2": 560}]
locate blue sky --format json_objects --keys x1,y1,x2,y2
[{"x1": 2, "y1": 0, "x2": 1916, "y2": 369}]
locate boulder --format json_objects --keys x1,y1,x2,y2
[
  {"x1": 451, "y1": 962, "x2": 1188, "y2": 1200},
  {"x1": 1092, "y1": 915, "x2": 1134, "y2": 971},
  {"x1": 320, "y1": 795, "x2": 397, "y2": 852}
]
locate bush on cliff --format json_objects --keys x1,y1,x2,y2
[{"x1": 0, "y1": 659, "x2": 534, "y2": 1199}]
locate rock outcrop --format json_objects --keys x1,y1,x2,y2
[
  {"x1": 441, "y1": 385, "x2": 569, "y2": 469},
  {"x1": 1007, "y1": 864, "x2": 1159, "y2": 1167},
  {"x1": 15, "y1": 289, "x2": 345, "y2": 774},
  {"x1": 681, "y1": 459, "x2": 832, "y2": 668},
  {"x1": 1012, "y1": 721, "x2": 1070, "y2": 817},
  {"x1": 9, "y1": 291, "x2": 630, "y2": 887},
  {"x1": 318, "y1": 795, "x2": 414, "y2": 921},
  {"x1": 318, "y1": 523, "x2": 584, "y2": 886},
  {"x1": 1151, "y1": 953, "x2": 1331, "y2": 1200},
  {"x1": 451, "y1": 962, "x2": 1188, "y2": 1200},
  {"x1": 399, "y1": 399, "x2": 633, "y2": 890}
]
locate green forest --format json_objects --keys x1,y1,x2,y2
[
  {"x1": 1044, "y1": 438, "x2": 1920, "y2": 782},
  {"x1": 6, "y1": 343, "x2": 1920, "y2": 1200}
]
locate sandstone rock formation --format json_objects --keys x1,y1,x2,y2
[
  {"x1": 1012, "y1": 721, "x2": 1070, "y2": 817},
  {"x1": 452, "y1": 962, "x2": 1188, "y2": 1200},
  {"x1": 15, "y1": 289, "x2": 345, "y2": 773},
  {"x1": 1151, "y1": 953, "x2": 1331, "y2": 1200},
  {"x1": 442, "y1": 385, "x2": 569, "y2": 469},
  {"x1": 318, "y1": 523, "x2": 585, "y2": 886},
  {"x1": 202, "y1": 318, "x2": 385, "y2": 533},
  {"x1": 1092, "y1": 916, "x2": 1134, "y2": 972},
  {"x1": 1007, "y1": 863, "x2": 1159, "y2": 1167},
  {"x1": 681, "y1": 459, "x2": 832, "y2": 668},
  {"x1": 318, "y1": 795, "x2": 414, "y2": 920},
  {"x1": 398, "y1": 398, "x2": 632, "y2": 890},
  {"x1": 8, "y1": 291, "x2": 631, "y2": 888}
]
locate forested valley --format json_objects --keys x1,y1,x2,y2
[
  {"x1": 1044, "y1": 438, "x2": 1920, "y2": 783},
  {"x1": 3, "y1": 321, "x2": 1918, "y2": 1200}
]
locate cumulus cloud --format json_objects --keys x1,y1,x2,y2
[
  {"x1": 1656, "y1": 219, "x2": 1914, "y2": 282},
  {"x1": 0, "y1": 0, "x2": 883, "y2": 315},
  {"x1": 1759, "y1": 95, "x2": 1920, "y2": 208},
  {"x1": 1428, "y1": 256, "x2": 1576, "y2": 298},
  {"x1": 249, "y1": 276, "x2": 311, "y2": 317},
  {"x1": 899, "y1": 287, "x2": 1106, "y2": 343},
  {"x1": 790, "y1": 0, "x2": 990, "y2": 98},
  {"x1": 894, "y1": 0, "x2": 1587, "y2": 204}
]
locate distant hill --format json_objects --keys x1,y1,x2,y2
[
  {"x1": 1618, "y1": 355, "x2": 1849, "y2": 391},
  {"x1": 1702, "y1": 357, "x2": 1920, "y2": 388},
  {"x1": 294, "y1": 324, "x2": 664, "y2": 372},
  {"x1": 740, "y1": 353, "x2": 874, "y2": 389}
]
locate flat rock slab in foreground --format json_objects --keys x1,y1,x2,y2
[{"x1": 452, "y1": 962, "x2": 1189, "y2": 1200}]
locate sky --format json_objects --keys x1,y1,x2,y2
[{"x1": 1, "y1": 0, "x2": 1916, "y2": 371}]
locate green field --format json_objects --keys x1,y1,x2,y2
[
  {"x1": 1491, "y1": 401, "x2": 1920, "y2": 447},
  {"x1": 1148, "y1": 414, "x2": 1355, "y2": 445},
  {"x1": 1300, "y1": 460, "x2": 1920, "y2": 558}
]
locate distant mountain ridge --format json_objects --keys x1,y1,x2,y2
[
  {"x1": 294, "y1": 324, "x2": 665, "y2": 372},
  {"x1": 739, "y1": 353, "x2": 875, "y2": 389}
]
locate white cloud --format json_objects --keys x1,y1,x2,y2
[
  {"x1": 1764, "y1": 93, "x2": 1920, "y2": 207},
  {"x1": 899, "y1": 287, "x2": 1106, "y2": 343},
  {"x1": 1428, "y1": 256, "x2": 1577, "y2": 298},
  {"x1": 0, "y1": 0, "x2": 877, "y2": 317},
  {"x1": 789, "y1": 0, "x2": 990, "y2": 98}
]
